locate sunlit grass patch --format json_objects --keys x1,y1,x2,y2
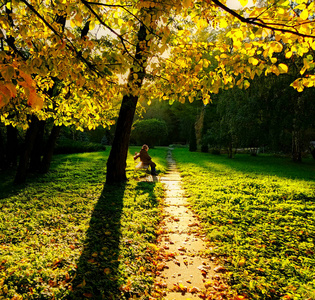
[
  {"x1": 0, "y1": 147, "x2": 167, "y2": 299},
  {"x1": 173, "y1": 148, "x2": 315, "y2": 300}
]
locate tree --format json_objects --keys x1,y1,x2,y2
[
  {"x1": 1, "y1": 2, "x2": 119, "y2": 183},
  {"x1": 131, "y1": 118, "x2": 168, "y2": 147},
  {"x1": 1, "y1": 0, "x2": 315, "y2": 183},
  {"x1": 189, "y1": 123, "x2": 197, "y2": 152}
]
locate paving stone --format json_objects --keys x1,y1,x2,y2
[
  {"x1": 163, "y1": 197, "x2": 189, "y2": 206},
  {"x1": 163, "y1": 292, "x2": 200, "y2": 299},
  {"x1": 163, "y1": 206, "x2": 195, "y2": 218}
]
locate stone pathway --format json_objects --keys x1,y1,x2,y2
[{"x1": 152, "y1": 149, "x2": 216, "y2": 299}]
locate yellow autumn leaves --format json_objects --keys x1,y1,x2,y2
[
  {"x1": 296, "y1": 2, "x2": 314, "y2": 21},
  {"x1": 1, "y1": 0, "x2": 315, "y2": 116}
]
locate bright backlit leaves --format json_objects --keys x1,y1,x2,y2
[{"x1": 1, "y1": 0, "x2": 315, "y2": 127}]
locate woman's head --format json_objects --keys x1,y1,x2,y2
[{"x1": 142, "y1": 144, "x2": 149, "y2": 151}]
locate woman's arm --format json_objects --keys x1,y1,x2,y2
[{"x1": 134, "y1": 152, "x2": 140, "y2": 160}]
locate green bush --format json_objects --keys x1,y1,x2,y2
[
  {"x1": 131, "y1": 118, "x2": 168, "y2": 147},
  {"x1": 54, "y1": 139, "x2": 106, "y2": 154}
]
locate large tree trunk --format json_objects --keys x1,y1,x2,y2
[
  {"x1": 6, "y1": 125, "x2": 18, "y2": 168},
  {"x1": 106, "y1": 24, "x2": 148, "y2": 184},
  {"x1": 14, "y1": 116, "x2": 40, "y2": 184},
  {"x1": 40, "y1": 125, "x2": 61, "y2": 173},
  {"x1": 106, "y1": 95, "x2": 138, "y2": 183}
]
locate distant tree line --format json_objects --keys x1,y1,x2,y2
[{"x1": 200, "y1": 73, "x2": 315, "y2": 161}]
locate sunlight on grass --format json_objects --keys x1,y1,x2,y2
[
  {"x1": 0, "y1": 148, "x2": 168, "y2": 299},
  {"x1": 173, "y1": 148, "x2": 315, "y2": 300}
]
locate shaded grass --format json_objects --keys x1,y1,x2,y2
[
  {"x1": 0, "y1": 147, "x2": 167, "y2": 299},
  {"x1": 173, "y1": 149, "x2": 315, "y2": 300}
]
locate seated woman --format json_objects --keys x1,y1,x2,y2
[{"x1": 134, "y1": 144, "x2": 157, "y2": 175}]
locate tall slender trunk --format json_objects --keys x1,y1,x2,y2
[
  {"x1": 0, "y1": 128, "x2": 5, "y2": 169},
  {"x1": 6, "y1": 125, "x2": 18, "y2": 168},
  {"x1": 227, "y1": 137, "x2": 233, "y2": 158},
  {"x1": 29, "y1": 120, "x2": 46, "y2": 172},
  {"x1": 40, "y1": 125, "x2": 61, "y2": 173},
  {"x1": 292, "y1": 129, "x2": 302, "y2": 162},
  {"x1": 14, "y1": 116, "x2": 40, "y2": 184},
  {"x1": 228, "y1": 144, "x2": 233, "y2": 158},
  {"x1": 106, "y1": 24, "x2": 148, "y2": 184},
  {"x1": 292, "y1": 97, "x2": 303, "y2": 163}
]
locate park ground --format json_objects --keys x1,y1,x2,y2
[{"x1": 0, "y1": 147, "x2": 315, "y2": 300}]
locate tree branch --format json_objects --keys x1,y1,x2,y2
[
  {"x1": 78, "y1": 2, "x2": 132, "y2": 8},
  {"x1": 211, "y1": 0, "x2": 315, "y2": 39},
  {"x1": 84, "y1": 0, "x2": 161, "y2": 40},
  {"x1": 19, "y1": 0, "x2": 106, "y2": 76},
  {"x1": 80, "y1": 0, "x2": 139, "y2": 65},
  {"x1": 4, "y1": 6, "x2": 27, "y2": 59}
]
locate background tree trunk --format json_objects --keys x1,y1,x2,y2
[
  {"x1": 29, "y1": 120, "x2": 46, "y2": 172},
  {"x1": 0, "y1": 128, "x2": 5, "y2": 170},
  {"x1": 228, "y1": 141, "x2": 233, "y2": 158},
  {"x1": 292, "y1": 129, "x2": 302, "y2": 162},
  {"x1": 292, "y1": 96, "x2": 303, "y2": 163},
  {"x1": 189, "y1": 124, "x2": 197, "y2": 152},
  {"x1": 106, "y1": 23, "x2": 148, "y2": 184},
  {"x1": 14, "y1": 116, "x2": 40, "y2": 184},
  {"x1": 6, "y1": 125, "x2": 18, "y2": 168},
  {"x1": 40, "y1": 125, "x2": 61, "y2": 173}
]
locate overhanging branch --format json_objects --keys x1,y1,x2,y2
[{"x1": 211, "y1": 0, "x2": 315, "y2": 39}]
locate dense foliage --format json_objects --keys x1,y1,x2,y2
[
  {"x1": 201, "y1": 73, "x2": 315, "y2": 160},
  {"x1": 173, "y1": 148, "x2": 315, "y2": 300},
  {"x1": 138, "y1": 99, "x2": 204, "y2": 145}
]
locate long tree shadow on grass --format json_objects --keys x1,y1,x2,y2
[
  {"x1": 71, "y1": 180, "x2": 160, "y2": 300},
  {"x1": 70, "y1": 183, "x2": 126, "y2": 300}
]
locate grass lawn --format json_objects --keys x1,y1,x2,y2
[
  {"x1": 173, "y1": 148, "x2": 315, "y2": 300},
  {"x1": 0, "y1": 146, "x2": 168, "y2": 300}
]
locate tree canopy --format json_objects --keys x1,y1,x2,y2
[{"x1": 1, "y1": 0, "x2": 315, "y2": 111}]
